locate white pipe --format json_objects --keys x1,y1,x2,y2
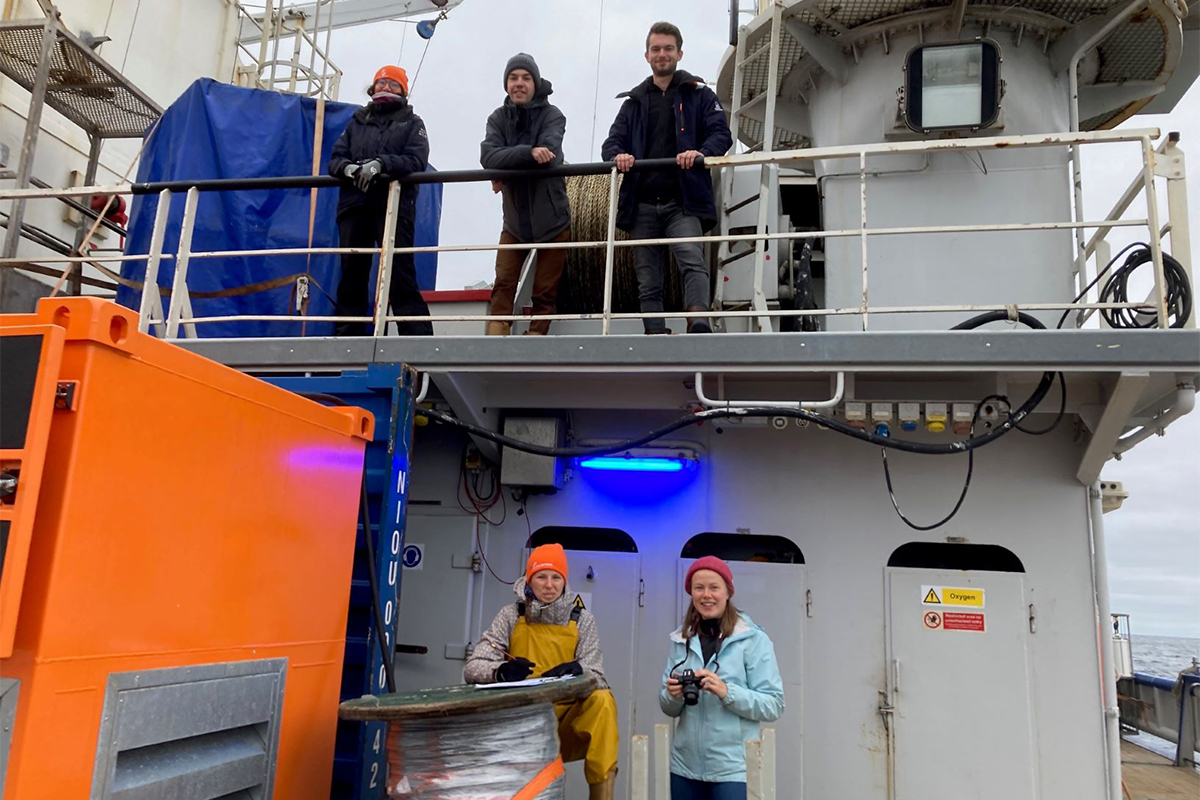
[
  {"x1": 1112, "y1": 384, "x2": 1196, "y2": 454},
  {"x1": 415, "y1": 373, "x2": 430, "y2": 404},
  {"x1": 1088, "y1": 481, "x2": 1123, "y2": 800},
  {"x1": 695, "y1": 371, "x2": 845, "y2": 410}
]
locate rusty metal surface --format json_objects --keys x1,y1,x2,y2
[{"x1": 0, "y1": 20, "x2": 161, "y2": 138}]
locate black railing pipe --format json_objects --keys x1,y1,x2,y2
[{"x1": 129, "y1": 157, "x2": 707, "y2": 195}]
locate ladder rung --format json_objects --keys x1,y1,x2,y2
[
  {"x1": 737, "y1": 46, "x2": 770, "y2": 68},
  {"x1": 737, "y1": 93, "x2": 767, "y2": 114},
  {"x1": 719, "y1": 248, "x2": 754, "y2": 268},
  {"x1": 725, "y1": 195, "x2": 759, "y2": 214}
]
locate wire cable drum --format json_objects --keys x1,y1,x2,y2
[{"x1": 559, "y1": 174, "x2": 716, "y2": 317}]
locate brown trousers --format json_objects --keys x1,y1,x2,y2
[{"x1": 489, "y1": 228, "x2": 570, "y2": 334}]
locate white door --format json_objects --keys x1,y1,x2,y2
[
  {"x1": 556, "y1": 549, "x2": 641, "y2": 800},
  {"x1": 675, "y1": 559, "x2": 806, "y2": 797},
  {"x1": 391, "y1": 512, "x2": 481, "y2": 693},
  {"x1": 886, "y1": 568, "x2": 1038, "y2": 799}
]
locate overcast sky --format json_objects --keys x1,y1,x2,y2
[{"x1": 327, "y1": 1, "x2": 1199, "y2": 639}]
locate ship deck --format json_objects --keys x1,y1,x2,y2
[{"x1": 1122, "y1": 738, "x2": 1200, "y2": 800}]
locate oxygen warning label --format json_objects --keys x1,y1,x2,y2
[{"x1": 921, "y1": 585, "x2": 984, "y2": 608}]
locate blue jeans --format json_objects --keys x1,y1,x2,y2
[
  {"x1": 670, "y1": 773, "x2": 747, "y2": 800},
  {"x1": 630, "y1": 200, "x2": 709, "y2": 332}
]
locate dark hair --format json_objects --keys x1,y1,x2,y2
[{"x1": 645, "y1": 21, "x2": 682, "y2": 52}]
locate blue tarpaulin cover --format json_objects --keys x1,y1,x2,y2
[{"x1": 117, "y1": 78, "x2": 441, "y2": 337}]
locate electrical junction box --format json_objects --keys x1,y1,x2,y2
[{"x1": 501, "y1": 417, "x2": 565, "y2": 490}]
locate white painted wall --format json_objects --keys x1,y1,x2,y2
[
  {"x1": 407, "y1": 414, "x2": 1109, "y2": 799},
  {"x1": 809, "y1": 27, "x2": 1076, "y2": 332}
]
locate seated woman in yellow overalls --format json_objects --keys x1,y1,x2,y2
[{"x1": 464, "y1": 543, "x2": 619, "y2": 799}]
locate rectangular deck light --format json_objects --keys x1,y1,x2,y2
[{"x1": 904, "y1": 40, "x2": 1001, "y2": 133}]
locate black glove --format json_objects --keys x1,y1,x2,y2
[
  {"x1": 355, "y1": 158, "x2": 382, "y2": 192},
  {"x1": 495, "y1": 657, "x2": 535, "y2": 682},
  {"x1": 541, "y1": 660, "x2": 583, "y2": 678},
  {"x1": 341, "y1": 163, "x2": 361, "y2": 181}
]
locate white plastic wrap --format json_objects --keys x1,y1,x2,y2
[{"x1": 386, "y1": 704, "x2": 564, "y2": 799}]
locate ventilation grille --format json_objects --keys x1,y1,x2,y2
[{"x1": 90, "y1": 660, "x2": 286, "y2": 800}]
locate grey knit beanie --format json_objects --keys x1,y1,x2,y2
[{"x1": 504, "y1": 53, "x2": 542, "y2": 94}]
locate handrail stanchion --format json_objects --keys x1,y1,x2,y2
[
  {"x1": 373, "y1": 180, "x2": 401, "y2": 337},
  {"x1": 601, "y1": 166, "x2": 620, "y2": 335},
  {"x1": 165, "y1": 187, "x2": 200, "y2": 339},
  {"x1": 1140, "y1": 137, "x2": 1169, "y2": 327},
  {"x1": 137, "y1": 189, "x2": 173, "y2": 335},
  {"x1": 629, "y1": 734, "x2": 649, "y2": 800},
  {"x1": 859, "y1": 151, "x2": 870, "y2": 331},
  {"x1": 1162, "y1": 134, "x2": 1193, "y2": 329},
  {"x1": 653, "y1": 723, "x2": 671, "y2": 800}
]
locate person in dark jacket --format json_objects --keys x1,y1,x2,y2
[
  {"x1": 328, "y1": 65, "x2": 432, "y2": 336},
  {"x1": 601, "y1": 22, "x2": 732, "y2": 335},
  {"x1": 480, "y1": 53, "x2": 571, "y2": 335}
]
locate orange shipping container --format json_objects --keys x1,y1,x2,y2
[{"x1": 0, "y1": 298, "x2": 373, "y2": 798}]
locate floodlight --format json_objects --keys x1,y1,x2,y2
[{"x1": 903, "y1": 40, "x2": 1001, "y2": 132}]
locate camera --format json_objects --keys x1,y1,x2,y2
[{"x1": 679, "y1": 668, "x2": 702, "y2": 706}]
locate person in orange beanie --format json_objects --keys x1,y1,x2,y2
[
  {"x1": 327, "y1": 64, "x2": 432, "y2": 336},
  {"x1": 464, "y1": 543, "x2": 620, "y2": 799}
]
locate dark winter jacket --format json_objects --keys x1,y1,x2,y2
[
  {"x1": 601, "y1": 70, "x2": 732, "y2": 232},
  {"x1": 480, "y1": 80, "x2": 570, "y2": 243},
  {"x1": 328, "y1": 98, "x2": 429, "y2": 220}
]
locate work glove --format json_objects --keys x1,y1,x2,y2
[
  {"x1": 341, "y1": 163, "x2": 361, "y2": 181},
  {"x1": 355, "y1": 159, "x2": 383, "y2": 192},
  {"x1": 541, "y1": 660, "x2": 583, "y2": 678},
  {"x1": 495, "y1": 657, "x2": 535, "y2": 682}
]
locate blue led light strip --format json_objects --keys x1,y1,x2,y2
[{"x1": 577, "y1": 456, "x2": 687, "y2": 472}]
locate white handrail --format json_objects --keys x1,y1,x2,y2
[
  {"x1": 695, "y1": 371, "x2": 845, "y2": 410},
  {"x1": 1, "y1": 127, "x2": 1181, "y2": 338}
]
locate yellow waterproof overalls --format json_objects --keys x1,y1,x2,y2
[{"x1": 509, "y1": 600, "x2": 619, "y2": 786}]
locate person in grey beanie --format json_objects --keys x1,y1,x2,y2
[{"x1": 480, "y1": 53, "x2": 572, "y2": 335}]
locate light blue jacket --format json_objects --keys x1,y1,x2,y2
[{"x1": 659, "y1": 612, "x2": 785, "y2": 783}]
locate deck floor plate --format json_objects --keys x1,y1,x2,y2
[{"x1": 1122, "y1": 738, "x2": 1200, "y2": 800}]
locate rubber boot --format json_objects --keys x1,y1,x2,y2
[
  {"x1": 687, "y1": 306, "x2": 713, "y2": 334},
  {"x1": 485, "y1": 321, "x2": 511, "y2": 336},
  {"x1": 588, "y1": 768, "x2": 617, "y2": 800}
]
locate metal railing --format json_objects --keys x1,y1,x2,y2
[
  {"x1": 231, "y1": 0, "x2": 342, "y2": 100},
  {"x1": 0, "y1": 127, "x2": 1190, "y2": 337}
]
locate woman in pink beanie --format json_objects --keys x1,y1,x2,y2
[{"x1": 660, "y1": 556, "x2": 785, "y2": 799}]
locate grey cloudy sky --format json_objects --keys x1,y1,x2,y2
[{"x1": 328, "y1": 2, "x2": 1199, "y2": 638}]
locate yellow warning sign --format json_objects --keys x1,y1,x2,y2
[
  {"x1": 922, "y1": 585, "x2": 984, "y2": 608},
  {"x1": 572, "y1": 594, "x2": 587, "y2": 610}
]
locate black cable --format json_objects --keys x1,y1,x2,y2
[
  {"x1": 1009, "y1": 371, "x2": 1066, "y2": 436},
  {"x1": 881, "y1": 447, "x2": 973, "y2": 531},
  {"x1": 1099, "y1": 248, "x2": 1192, "y2": 329},
  {"x1": 951, "y1": 310, "x2": 1068, "y2": 435},
  {"x1": 417, "y1": 383, "x2": 1051, "y2": 458},
  {"x1": 361, "y1": 476, "x2": 397, "y2": 694},
  {"x1": 1055, "y1": 242, "x2": 1192, "y2": 331},
  {"x1": 879, "y1": 398, "x2": 992, "y2": 531}
]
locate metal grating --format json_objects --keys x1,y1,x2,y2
[
  {"x1": 0, "y1": 20, "x2": 161, "y2": 138},
  {"x1": 723, "y1": 0, "x2": 1180, "y2": 144},
  {"x1": 1096, "y1": 19, "x2": 1167, "y2": 82},
  {"x1": 739, "y1": 24, "x2": 811, "y2": 151},
  {"x1": 815, "y1": 0, "x2": 947, "y2": 29}
]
